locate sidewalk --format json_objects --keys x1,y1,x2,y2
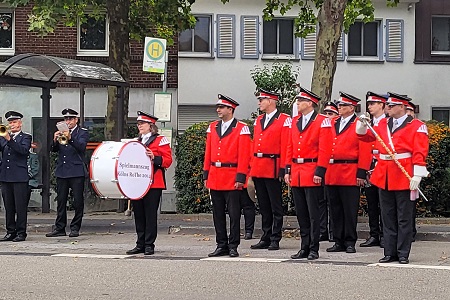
[{"x1": 1, "y1": 212, "x2": 450, "y2": 241}]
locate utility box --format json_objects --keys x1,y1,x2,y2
[{"x1": 160, "y1": 191, "x2": 176, "y2": 213}]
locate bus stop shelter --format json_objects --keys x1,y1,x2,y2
[{"x1": 0, "y1": 53, "x2": 128, "y2": 212}]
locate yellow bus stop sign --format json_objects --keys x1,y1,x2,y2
[{"x1": 143, "y1": 37, "x2": 166, "y2": 73}]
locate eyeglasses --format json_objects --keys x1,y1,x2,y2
[
  {"x1": 137, "y1": 121, "x2": 148, "y2": 126},
  {"x1": 338, "y1": 104, "x2": 351, "y2": 108},
  {"x1": 387, "y1": 104, "x2": 400, "y2": 108},
  {"x1": 216, "y1": 105, "x2": 227, "y2": 109},
  {"x1": 325, "y1": 112, "x2": 336, "y2": 116}
]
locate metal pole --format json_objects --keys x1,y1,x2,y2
[
  {"x1": 79, "y1": 84, "x2": 85, "y2": 127},
  {"x1": 162, "y1": 51, "x2": 168, "y2": 92},
  {"x1": 117, "y1": 86, "x2": 124, "y2": 141},
  {"x1": 41, "y1": 88, "x2": 51, "y2": 213}
]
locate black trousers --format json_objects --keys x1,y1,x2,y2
[
  {"x1": 210, "y1": 189, "x2": 241, "y2": 249},
  {"x1": 133, "y1": 189, "x2": 162, "y2": 249},
  {"x1": 379, "y1": 189, "x2": 415, "y2": 258},
  {"x1": 364, "y1": 185, "x2": 383, "y2": 239},
  {"x1": 1, "y1": 182, "x2": 29, "y2": 236},
  {"x1": 55, "y1": 177, "x2": 85, "y2": 232},
  {"x1": 327, "y1": 185, "x2": 360, "y2": 247},
  {"x1": 319, "y1": 186, "x2": 333, "y2": 238},
  {"x1": 252, "y1": 177, "x2": 283, "y2": 243},
  {"x1": 292, "y1": 186, "x2": 322, "y2": 252},
  {"x1": 240, "y1": 189, "x2": 255, "y2": 234}
]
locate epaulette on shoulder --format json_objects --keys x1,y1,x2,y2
[{"x1": 81, "y1": 127, "x2": 88, "y2": 131}]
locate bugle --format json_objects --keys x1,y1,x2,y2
[
  {"x1": 0, "y1": 124, "x2": 10, "y2": 137},
  {"x1": 57, "y1": 133, "x2": 69, "y2": 145}
]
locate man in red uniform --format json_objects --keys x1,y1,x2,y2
[
  {"x1": 203, "y1": 94, "x2": 251, "y2": 257},
  {"x1": 250, "y1": 89, "x2": 291, "y2": 251},
  {"x1": 284, "y1": 87, "x2": 331, "y2": 260},
  {"x1": 357, "y1": 93, "x2": 429, "y2": 264},
  {"x1": 325, "y1": 92, "x2": 372, "y2": 254},
  {"x1": 323, "y1": 101, "x2": 339, "y2": 119},
  {"x1": 360, "y1": 92, "x2": 387, "y2": 248}
]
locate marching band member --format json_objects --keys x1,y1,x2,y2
[
  {"x1": 406, "y1": 101, "x2": 418, "y2": 241},
  {"x1": 356, "y1": 93, "x2": 429, "y2": 264},
  {"x1": 325, "y1": 92, "x2": 372, "y2": 254},
  {"x1": 0, "y1": 111, "x2": 32, "y2": 242},
  {"x1": 360, "y1": 92, "x2": 388, "y2": 248},
  {"x1": 126, "y1": 111, "x2": 172, "y2": 255},
  {"x1": 203, "y1": 94, "x2": 251, "y2": 257},
  {"x1": 284, "y1": 87, "x2": 331, "y2": 260},
  {"x1": 323, "y1": 101, "x2": 339, "y2": 119},
  {"x1": 46, "y1": 109, "x2": 89, "y2": 238},
  {"x1": 250, "y1": 89, "x2": 291, "y2": 251}
]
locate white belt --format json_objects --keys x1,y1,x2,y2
[{"x1": 379, "y1": 152, "x2": 412, "y2": 160}]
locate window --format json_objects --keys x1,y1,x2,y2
[
  {"x1": 0, "y1": 11, "x2": 14, "y2": 55},
  {"x1": 177, "y1": 105, "x2": 217, "y2": 132},
  {"x1": 432, "y1": 16, "x2": 450, "y2": 55},
  {"x1": 179, "y1": 15, "x2": 213, "y2": 57},
  {"x1": 348, "y1": 20, "x2": 382, "y2": 61},
  {"x1": 263, "y1": 18, "x2": 297, "y2": 59},
  {"x1": 77, "y1": 14, "x2": 108, "y2": 56},
  {"x1": 432, "y1": 108, "x2": 450, "y2": 126}
]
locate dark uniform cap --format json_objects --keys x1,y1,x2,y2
[
  {"x1": 387, "y1": 92, "x2": 411, "y2": 106},
  {"x1": 338, "y1": 91, "x2": 361, "y2": 106},
  {"x1": 406, "y1": 101, "x2": 416, "y2": 111},
  {"x1": 323, "y1": 101, "x2": 338, "y2": 114},
  {"x1": 217, "y1": 94, "x2": 239, "y2": 108},
  {"x1": 366, "y1": 91, "x2": 388, "y2": 103},
  {"x1": 5, "y1": 110, "x2": 23, "y2": 121},
  {"x1": 62, "y1": 108, "x2": 79, "y2": 117},
  {"x1": 137, "y1": 111, "x2": 158, "y2": 123},
  {"x1": 295, "y1": 87, "x2": 321, "y2": 105},
  {"x1": 256, "y1": 89, "x2": 280, "y2": 101}
]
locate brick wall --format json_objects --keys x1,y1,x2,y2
[{"x1": 1, "y1": 5, "x2": 178, "y2": 89}]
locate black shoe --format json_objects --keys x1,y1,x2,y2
[
  {"x1": 12, "y1": 235, "x2": 26, "y2": 242},
  {"x1": 250, "y1": 241, "x2": 270, "y2": 249},
  {"x1": 126, "y1": 246, "x2": 145, "y2": 255},
  {"x1": 268, "y1": 242, "x2": 280, "y2": 251},
  {"x1": 144, "y1": 247, "x2": 155, "y2": 255},
  {"x1": 326, "y1": 244, "x2": 346, "y2": 252},
  {"x1": 379, "y1": 255, "x2": 399, "y2": 263},
  {"x1": 69, "y1": 230, "x2": 79, "y2": 238},
  {"x1": 399, "y1": 257, "x2": 409, "y2": 264},
  {"x1": 380, "y1": 237, "x2": 385, "y2": 248},
  {"x1": 229, "y1": 248, "x2": 239, "y2": 257},
  {"x1": 46, "y1": 230, "x2": 66, "y2": 237},
  {"x1": 244, "y1": 232, "x2": 253, "y2": 240},
  {"x1": 307, "y1": 251, "x2": 319, "y2": 260},
  {"x1": 291, "y1": 249, "x2": 309, "y2": 259},
  {"x1": 360, "y1": 236, "x2": 380, "y2": 247},
  {"x1": 319, "y1": 235, "x2": 329, "y2": 242},
  {"x1": 208, "y1": 247, "x2": 229, "y2": 257},
  {"x1": 346, "y1": 246, "x2": 356, "y2": 253},
  {"x1": 0, "y1": 233, "x2": 17, "y2": 242}
]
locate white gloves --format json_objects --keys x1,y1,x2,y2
[
  {"x1": 355, "y1": 120, "x2": 368, "y2": 135},
  {"x1": 409, "y1": 176, "x2": 422, "y2": 190}
]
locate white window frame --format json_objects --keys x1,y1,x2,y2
[
  {"x1": 262, "y1": 17, "x2": 299, "y2": 60},
  {"x1": 178, "y1": 14, "x2": 214, "y2": 58},
  {"x1": 0, "y1": 9, "x2": 15, "y2": 56},
  {"x1": 431, "y1": 15, "x2": 450, "y2": 56},
  {"x1": 77, "y1": 13, "x2": 109, "y2": 57},
  {"x1": 347, "y1": 19, "x2": 383, "y2": 62}
]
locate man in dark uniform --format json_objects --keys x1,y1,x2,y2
[
  {"x1": 0, "y1": 111, "x2": 32, "y2": 242},
  {"x1": 46, "y1": 108, "x2": 89, "y2": 238}
]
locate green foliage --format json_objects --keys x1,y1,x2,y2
[
  {"x1": 250, "y1": 61, "x2": 299, "y2": 116},
  {"x1": 174, "y1": 122, "x2": 211, "y2": 213}
]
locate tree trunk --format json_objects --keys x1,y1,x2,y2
[
  {"x1": 311, "y1": 0, "x2": 348, "y2": 110},
  {"x1": 105, "y1": 0, "x2": 131, "y2": 140}
]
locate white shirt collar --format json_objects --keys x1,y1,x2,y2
[
  {"x1": 340, "y1": 114, "x2": 354, "y2": 125},
  {"x1": 265, "y1": 109, "x2": 278, "y2": 121},
  {"x1": 222, "y1": 118, "x2": 234, "y2": 128},
  {"x1": 302, "y1": 110, "x2": 314, "y2": 122},
  {"x1": 70, "y1": 125, "x2": 78, "y2": 133},
  {"x1": 393, "y1": 114, "x2": 408, "y2": 127},
  {"x1": 141, "y1": 132, "x2": 152, "y2": 141},
  {"x1": 372, "y1": 114, "x2": 385, "y2": 126}
]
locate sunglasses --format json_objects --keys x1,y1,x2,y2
[
  {"x1": 325, "y1": 112, "x2": 336, "y2": 116},
  {"x1": 387, "y1": 104, "x2": 400, "y2": 108}
]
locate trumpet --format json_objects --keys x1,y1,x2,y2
[
  {"x1": 57, "y1": 132, "x2": 69, "y2": 145},
  {"x1": 0, "y1": 124, "x2": 10, "y2": 137}
]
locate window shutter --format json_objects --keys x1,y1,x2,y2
[
  {"x1": 337, "y1": 32, "x2": 345, "y2": 61},
  {"x1": 178, "y1": 105, "x2": 218, "y2": 132},
  {"x1": 217, "y1": 14, "x2": 235, "y2": 58},
  {"x1": 301, "y1": 28, "x2": 317, "y2": 60},
  {"x1": 386, "y1": 19, "x2": 404, "y2": 62},
  {"x1": 241, "y1": 16, "x2": 259, "y2": 59}
]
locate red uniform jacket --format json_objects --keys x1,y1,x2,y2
[
  {"x1": 358, "y1": 116, "x2": 429, "y2": 190},
  {"x1": 203, "y1": 119, "x2": 251, "y2": 191},
  {"x1": 141, "y1": 134, "x2": 173, "y2": 189},
  {"x1": 325, "y1": 114, "x2": 372, "y2": 186},
  {"x1": 286, "y1": 112, "x2": 332, "y2": 187},
  {"x1": 250, "y1": 111, "x2": 291, "y2": 179}
]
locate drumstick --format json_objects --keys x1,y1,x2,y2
[{"x1": 124, "y1": 200, "x2": 132, "y2": 216}]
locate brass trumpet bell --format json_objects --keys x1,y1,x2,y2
[
  {"x1": 0, "y1": 124, "x2": 10, "y2": 137},
  {"x1": 57, "y1": 134, "x2": 69, "y2": 145}
]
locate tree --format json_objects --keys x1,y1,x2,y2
[
  {"x1": 4, "y1": 0, "x2": 196, "y2": 140},
  {"x1": 224, "y1": 0, "x2": 400, "y2": 109}
]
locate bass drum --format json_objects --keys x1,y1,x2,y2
[{"x1": 90, "y1": 141, "x2": 153, "y2": 199}]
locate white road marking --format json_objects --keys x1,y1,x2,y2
[
  {"x1": 201, "y1": 257, "x2": 289, "y2": 263},
  {"x1": 52, "y1": 253, "x2": 133, "y2": 259},
  {"x1": 368, "y1": 263, "x2": 450, "y2": 270}
]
